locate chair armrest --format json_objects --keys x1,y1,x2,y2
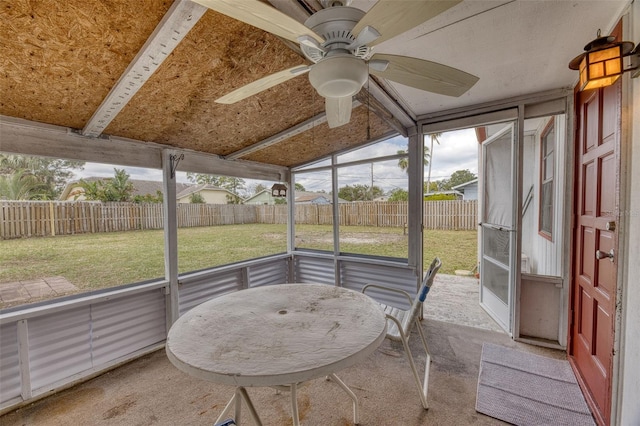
[
  {"x1": 385, "y1": 313, "x2": 411, "y2": 340},
  {"x1": 362, "y1": 283, "x2": 414, "y2": 307}
]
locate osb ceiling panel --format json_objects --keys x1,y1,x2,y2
[
  {"x1": 105, "y1": 9, "x2": 325, "y2": 157},
  {"x1": 1, "y1": 1, "x2": 397, "y2": 169},
  {"x1": 244, "y1": 105, "x2": 393, "y2": 167},
  {"x1": 0, "y1": 0, "x2": 171, "y2": 129}
]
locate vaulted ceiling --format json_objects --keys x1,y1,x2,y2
[{"x1": 0, "y1": 0, "x2": 630, "y2": 169}]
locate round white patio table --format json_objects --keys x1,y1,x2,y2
[{"x1": 166, "y1": 283, "x2": 387, "y2": 426}]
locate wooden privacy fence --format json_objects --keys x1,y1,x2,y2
[{"x1": 0, "y1": 200, "x2": 477, "y2": 239}]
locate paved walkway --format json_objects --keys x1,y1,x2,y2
[
  {"x1": 0, "y1": 277, "x2": 77, "y2": 306},
  {"x1": 427, "y1": 274, "x2": 504, "y2": 333}
]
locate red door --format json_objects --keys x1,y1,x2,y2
[{"x1": 569, "y1": 26, "x2": 621, "y2": 425}]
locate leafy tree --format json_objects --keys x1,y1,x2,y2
[
  {"x1": 186, "y1": 173, "x2": 218, "y2": 185},
  {"x1": 107, "y1": 169, "x2": 134, "y2": 201},
  {"x1": 186, "y1": 173, "x2": 246, "y2": 198},
  {"x1": 77, "y1": 179, "x2": 102, "y2": 200},
  {"x1": 274, "y1": 197, "x2": 287, "y2": 205},
  {"x1": 387, "y1": 188, "x2": 408, "y2": 202},
  {"x1": 226, "y1": 193, "x2": 242, "y2": 204},
  {"x1": 78, "y1": 168, "x2": 134, "y2": 202},
  {"x1": 439, "y1": 169, "x2": 477, "y2": 190},
  {"x1": 0, "y1": 154, "x2": 84, "y2": 199},
  {"x1": 294, "y1": 182, "x2": 305, "y2": 191},
  {"x1": 424, "y1": 181, "x2": 439, "y2": 193},
  {"x1": 133, "y1": 191, "x2": 163, "y2": 203},
  {"x1": 189, "y1": 192, "x2": 205, "y2": 204},
  {"x1": 253, "y1": 183, "x2": 267, "y2": 194},
  {"x1": 424, "y1": 193, "x2": 459, "y2": 201},
  {"x1": 338, "y1": 184, "x2": 384, "y2": 201}
]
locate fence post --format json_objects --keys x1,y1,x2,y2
[{"x1": 49, "y1": 202, "x2": 55, "y2": 236}]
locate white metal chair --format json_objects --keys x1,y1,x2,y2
[{"x1": 362, "y1": 257, "x2": 442, "y2": 409}]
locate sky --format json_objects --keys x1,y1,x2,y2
[{"x1": 72, "y1": 128, "x2": 479, "y2": 195}]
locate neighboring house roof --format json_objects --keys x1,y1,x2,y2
[
  {"x1": 295, "y1": 191, "x2": 330, "y2": 203},
  {"x1": 59, "y1": 178, "x2": 192, "y2": 200},
  {"x1": 294, "y1": 191, "x2": 350, "y2": 204},
  {"x1": 175, "y1": 184, "x2": 237, "y2": 200},
  {"x1": 452, "y1": 179, "x2": 478, "y2": 190},
  {"x1": 243, "y1": 189, "x2": 275, "y2": 204},
  {"x1": 244, "y1": 190, "x2": 349, "y2": 205}
]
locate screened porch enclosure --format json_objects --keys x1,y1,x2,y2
[
  {"x1": 1, "y1": 94, "x2": 569, "y2": 413},
  {"x1": 0, "y1": 251, "x2": 418, "y2": 411},
  {"x1": 2, "y1": 0, "x2": 639, "y2": 423}
]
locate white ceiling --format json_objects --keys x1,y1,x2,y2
[{"x1": 348, "y1": 0, "x2": 630, "y2": 119}]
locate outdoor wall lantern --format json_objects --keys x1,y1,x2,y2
[
  {"x1": 271, "y1": 183, "x2": 287, "y2": 197},
  {"x1": 569, "y1": 30, "x2": 640, "y2": 91}
]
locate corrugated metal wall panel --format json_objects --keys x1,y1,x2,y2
[
  {"x1": 178, "y1": 270, "x2": 243, "y2": 315},
  {"x1": 294, "y1": 256, "x2": 336, "y2": 284},
  {"x1": 0, "y1": 323, "x2": 20, "y2": 404},
  {"x1": 340, "y1": 260, "x2": 418, "y2": 310},
  {"x1": 91, "y1": 289, "x2": 166, "y2": 366},
  {"x1": 248, "y1": 258, "x2": 290, "y2": 288},
  {"x1": 28, "y1": 306, "x2": 92, "y2": 392}
]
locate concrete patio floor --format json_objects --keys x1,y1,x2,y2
[{"x1": 0, "y1": 276, "x2": 567, "y2": 425}]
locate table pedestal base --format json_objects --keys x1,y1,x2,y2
[{"x1": 215, "y1": 374, "x2": 360, "y2": 426}]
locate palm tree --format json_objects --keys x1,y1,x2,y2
[
  {"x1": 425, "y1": 133, "x2": 442, "y2": 194},
  {"x1": 397, "y1": 147, "x2": 431, "y2": 174},
  {"x1": 0, "y1": 169, "x2": 47, "y2": 200}
]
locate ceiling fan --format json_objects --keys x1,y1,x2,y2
[{"x1": 193, "y1": 0, "x2": 479, "y2": 128}]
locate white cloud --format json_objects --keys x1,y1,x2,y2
[{"x1": 426, "y1": 128, "x2": 479, "y2": 182}]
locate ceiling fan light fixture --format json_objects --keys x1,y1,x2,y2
[{"x1": 309, "y1": 54, "x2": 368, "y2": 98}]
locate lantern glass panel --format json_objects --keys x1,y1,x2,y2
[{"x1": 588, "y1": 62, "x2": 605, "y2": 79}]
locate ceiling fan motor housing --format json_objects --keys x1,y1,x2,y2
[
  {"x1": 302, "y1": 7, "x2": 369, "y2": 61},
  {"x1": 309, "y1": 50, "x2": 368, "y2": 97},
  {"x1": 304, "y1": 7, "x2": 370, "y2": 98}
]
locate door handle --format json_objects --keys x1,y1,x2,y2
[{"x1": 595, "y1": 249, "x2": 615, "y2": 262}]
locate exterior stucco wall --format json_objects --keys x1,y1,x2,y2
[{"x1": 177, "y1": 190, "x2": 230, "y2": 204}]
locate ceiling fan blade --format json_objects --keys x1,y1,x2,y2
[
  {"x1": 325, "y1": 96, "x2": 353, "y2": 129},
  {"x1": 352, "y1": 0, "x2": 462, "y2": 47},
  {"x1": 369, "y1": 54, "x2": 479, "y2": 97},
  {"x1": 216, "y1": 66, "x2": 310, "y2": 104},
  {"x1": 193, "y1": 0, "x2": 324, "y2": 45}
]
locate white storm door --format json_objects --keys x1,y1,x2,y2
[{"x1": 480, "y1": 123, "x2": 516, "y2": 333}]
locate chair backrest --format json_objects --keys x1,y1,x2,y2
[
  {"x1": 401, "y1": 257, "x2": 442, "y2": 333},
  {"x1": 418, "y1": 257, "x2": 442, "y2": 302}
]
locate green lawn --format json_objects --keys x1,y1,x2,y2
[{"x1": 0, "y1": 224, "x2": 476, "y2": 304}]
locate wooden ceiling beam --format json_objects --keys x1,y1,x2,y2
[
  {"x1": 1, "y1": 115, "x2": 288, "y2": 182},
  {"x1": 360, "y1": 77, "x2": 415, "y2": 135},
  {"x1": 81, "y1": 0, "x2": 207, "y2": 138},
  {"x1": 224, "y1": 100, "x2": 361, "y2": 160}
]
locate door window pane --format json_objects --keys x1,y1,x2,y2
[
  {"x1": 483, "y1": 126, "x2": 513, "y2": 227},
  {"x1": 482, "y1": 260, "x2": 509, "y2": 304},
  {"x1": 482, "y1": 227, "x2": 510, "y2": 267}
]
